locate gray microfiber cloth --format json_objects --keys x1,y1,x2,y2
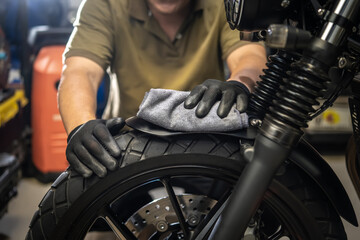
[{"x1": 136, "y1": 88, "x2": 249, "y2": 132}]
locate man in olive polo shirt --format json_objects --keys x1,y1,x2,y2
[{"x1": 59, "y1": 0, "x2": 267, "y2": 178}]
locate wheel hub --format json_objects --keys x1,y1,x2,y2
[{"x1": 125, "y1": 194, "x2": 217, "y2": 239}]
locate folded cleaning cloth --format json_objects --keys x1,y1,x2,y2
[{"x1": 136, "y1": 88, "x2": 249, "y2": 132}]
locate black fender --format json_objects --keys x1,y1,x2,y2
[
  {"x1": 290, "y1": 139, "x2": 358, "y2": 226},
  {"x1": 125, "y1": 116, "x2": 358, "y2": 226}
]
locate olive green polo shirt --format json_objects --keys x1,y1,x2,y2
[{"x1": 64, "y1": 0, "x2": 250, "y2": 120}]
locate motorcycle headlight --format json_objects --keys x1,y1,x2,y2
[{"x1": 224, "y1": 0, "x2": 299, "y2": 32}]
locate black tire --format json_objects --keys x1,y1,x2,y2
[{"x1": 26, "y1": 130, "x2": 346, "y2": 240}]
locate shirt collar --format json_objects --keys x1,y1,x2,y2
[{"x1": 128, "y1": 0, "x2": 205, "y2": 21}]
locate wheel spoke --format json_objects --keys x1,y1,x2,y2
[
  {"x1": 161, "y1": 177, "x2": 190, "y2": 238},
  {"x1": 102, "y1": 206, "x2": 138, "y2": 240}
]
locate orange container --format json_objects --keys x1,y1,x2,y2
[{"x1": 31, "y1": 45, "x2": 68, "y2": 174}]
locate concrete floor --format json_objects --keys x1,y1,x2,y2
[
  {"x1": 0, "y1": 155, "x2": 359, "y2": 240},
  {"x1": 0, "y1": 178, "x2": 51, "y2": 240}
]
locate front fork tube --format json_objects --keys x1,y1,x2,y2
[{"x1": 209, "y1": 124, "x2": 302, "y2": 239}]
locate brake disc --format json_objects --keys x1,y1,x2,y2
[{"x1": 125, "y1": 194, "x2": 217, "y2": 239}]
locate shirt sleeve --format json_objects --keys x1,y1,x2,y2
[{"x1": 63, "y1": 0, "x2": 114, "y2": 70}]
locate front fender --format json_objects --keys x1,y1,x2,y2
[
  {"x1": 126, "y1": 116, "x2": 358, "y2": 226},
  {"x1": 290, "y1": 139, "x2": 358, "y2": 226}
]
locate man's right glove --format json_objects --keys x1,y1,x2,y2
[{"x1": 66, "y1": 117, "x2": 125, "y2": 178}]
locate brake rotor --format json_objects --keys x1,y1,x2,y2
[{"x1": 125, "y1": 194, "x2": 217, "y2": 239}]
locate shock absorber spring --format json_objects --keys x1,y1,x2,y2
[
  {"x1": 266, "y1": 56, "x2": 330, "y2": 132},
  {"x1": 248, "y1": 50, "x2": 300, "y2": 121}
]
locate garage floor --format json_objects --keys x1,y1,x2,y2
[{"x1": 0, "y1": 154, "x2": 359, "y2": 240}]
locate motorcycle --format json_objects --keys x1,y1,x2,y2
[{"x1": 26, "y1": 0, "x2": 360, "y2": 239}]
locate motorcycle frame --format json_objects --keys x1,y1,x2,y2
[{"x1": 128, "y1": 0, "x2": 360, "y2": 238}]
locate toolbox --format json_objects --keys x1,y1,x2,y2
[{"x1": 0, "y1": 88, "x2": 28, "y2": 218}]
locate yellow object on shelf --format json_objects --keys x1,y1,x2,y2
[{"x1": 0, "y1": 89, "x2": 28, "y2": 127}]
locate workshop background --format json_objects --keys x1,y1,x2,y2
[{"x1": 0, "y1": 0, "x2": 359, "y2": 239}]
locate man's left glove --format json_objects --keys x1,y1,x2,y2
[
  {"x1": 184, "y1": 79, "x2": 250, "y2": 118},
  {"x1": 66, "y1": 117, "x2": 125, "y2": 178}
]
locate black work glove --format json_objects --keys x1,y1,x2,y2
[
  {"x1": 184, "y1": 79, "x2": 250, "y2": 118},
  {"x1": 66, "y1": 117, "x2": 125, "y2": 178}
]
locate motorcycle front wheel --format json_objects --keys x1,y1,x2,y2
[{"x1": 26, "y1": 130, "x2": 346, "y2": 240}]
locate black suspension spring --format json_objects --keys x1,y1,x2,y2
[
  {"x1": 248, "y1": 50, "x2": 300, "y2": 120},
  {"x1": 267, "y1": 57, "x2": 330, "y2": 130}
]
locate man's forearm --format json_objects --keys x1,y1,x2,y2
[
  {"x1": 58, "y1": 57, "x2": 105, "y2": 135},
  {"x1": 58, "y1": 70, "x2": 99, "y2": 134},
  {"x1": 227, "y1": 44, "x2": 267, "y2": 92}
]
